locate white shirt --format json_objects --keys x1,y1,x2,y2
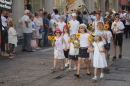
[
  {"x1": 69, "y1": 20, "x2": 80, "y2": 35},
  {"x1": 63, "y1": 34, "x2": 70, "y2": 49},
  {"x1": 49, "y1": 19, "x2": 56, "y2": 32},
  {"x1": 106, "y1": 30, "x2": 112, "y2": 43},
  {"x1": 69, "y1": 40, "x2": 79, "y2": 55},
  {"x1": 1, "y1": 16, "x2": 7, "y2": 30},
  {"x1": 19, "y1": 15, "x2": 32, "y2": 33},
  {"x1": 57, "y1": 21, "x2": 66, "y2": 32},
  {"x1": 79, "y1": 33, "x2": 89, "y2": 47},
  {"x1": 111, "y1": 21, "x2": 125, "y2": 34},
  {"x1": 125, "y1": 14, "x2": 130, "y2": 25},
  {"x1": 53, "y1": 14, "x2": 60, "y2": 22},
  {"x1": 88, "y1": 15, "x2": 92, "y2": 23},
  {"x1": 8, "y1": 27, "x2": 18, "y2": 46}
]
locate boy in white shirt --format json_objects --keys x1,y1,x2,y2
[
  {"x1": 111, "y1": 13, "x2": 125, "y2": 60},
  {"x1": 57, "y1": 16, "x2": 66, "y2": 32}
]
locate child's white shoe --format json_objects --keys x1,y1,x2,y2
[
  {"x1": 100, "y1": 73, "x2": 104, "y2": 79},
  {"x1": 65, "y1": 63, "x2": 68, "y2": 68},
  {"x1": 73, "y1": 66, "x2": 77, "y2": 70},
  {"x1": 92, "y1": 76, "x2": 97, "y2": 81}
]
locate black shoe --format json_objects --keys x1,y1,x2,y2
[
  {"x1": 118, "y1": 54, "x2": 122, "y2": 59},
  {"x1": 22, "y1": 49, "x2": 26, "y2": 51},
  {"x1": 74, "y1": 74, "x2": 80, "y2": 78},
  {"x1": 87, "y1": 72, "x2": 91, "y2": 75},
  {"x1": 112, "y1": 56, "x2": 117, "y2": 61}
]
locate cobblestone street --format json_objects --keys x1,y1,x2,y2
[{"x1": 0, "y1": 38, "x2": 130, "y2": 86}]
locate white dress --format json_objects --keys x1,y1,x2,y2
[
  {"x1": 93, "y1": 42, "x2": 107, "y2": 68},
  {"x1": 54, "y1": 37, "x2": 65, "y2": 59},
  {"x1": 63, "y1": 34, "x2": 70, "y2": 49}
]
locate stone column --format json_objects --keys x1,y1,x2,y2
[
  {"x1": 99, "y1": 0, "x2": 105, "y2": 15},
  {"x1": 12, "y1": 0, "x2": 24, "y2": 37},
  {"x1": 43, "y1": 0, "x2": 54, "y2": 13},
  {"x1": 113, "y1": 0, "x2": 119, "y2": 12},
  {"x1": 84, "y1": 0, "x2": 95, "y2": 14}
]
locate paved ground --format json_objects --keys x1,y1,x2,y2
[{"x1": 0, "y1": 37, "x2": 130, "y2": 86}]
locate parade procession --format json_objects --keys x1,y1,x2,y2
[{"x1": 0, "y1": 0, "x2": 130, "y2": 86}]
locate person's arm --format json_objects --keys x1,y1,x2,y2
[
  {"x1": 10, "y1": 28, "x2": 18, "y2": 36},
  {"x1": 100, "y1": 44, "x2": 105, "y2": 52},
  {"x1": 62, "y1": 37, "x2": 67, "y2": 50},
  {"x1": 24, "y1": 17, "x2": 30, "y2": 28}
]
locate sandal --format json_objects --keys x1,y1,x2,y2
[{"x1": 9, "y1": 55, "x2": 15, "y2": 59}]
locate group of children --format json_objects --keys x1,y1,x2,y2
[{"x1": 51, "y1": 22, "x2": 112, "y2": 81}]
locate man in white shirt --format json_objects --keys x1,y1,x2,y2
[
  {"x1": 49, "y1": 15, "x2": 56, "y2": 33},
  {"x1": 19, "y1": 10, "x2": 32, "y2": 52},
  {"x1": 1, "y1": 10, "x2": 9, "y2": 56},
  {"x1": 125, "y1": 11, "x2": 130, "y2": 38},
  {"x1": 111, "y1": 13, "x2": 125, "y2": 60},
  {"x1": 53, "y1": 9, "x2": 60, "y2": 23},
  {"x1": 69, "y1": 13, "x2": 80, "y2": 35}
]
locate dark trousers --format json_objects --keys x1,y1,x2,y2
[
  {"x1": 44, "y1": 29, "x2": 49, "y2": 46},
  {"x1": 22, "y1": 33, "x2": 32, "y2": 51},
  {"x1": 9, "y1": 43, "x2": 15, "y2": 53},
  {"x1": 125, "y1": 25, "x2": 130, "y2": 38},
  {"x1": 1, "y1": 30, "x2": 6, "y2": 52}
]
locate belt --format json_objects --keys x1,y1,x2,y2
[{"x1": 80, "y1": 47, "x2": 88, "y2": 49}]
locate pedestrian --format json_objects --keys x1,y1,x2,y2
[
  {"x1": 74, "y1": 24, "x2": 91, "y2": 78},
  {"x1": 33, "y1": 12, "x2": 42, "y2": 49},
  {"x1": 30, "y1": 14, "x2": 37, "y2": 52},
  {"x1": 8, "y1": 21, "x2": 18, "y2": 58},
  {"x1": 62, "y1": 25, "x2": 70, "y2": 68},
  {"x1": 93, "y1": 13, "x2": 104, "y2": 32},
  {"x1": 82, "y1": 11, "x2": 88, "y2": 27},
  {"x1": 87, "y1": 32, "x2": 107, "y2": 81},
  {"x1": 111, "y1": 13, "x2": 125, "y2": 60},
  {"x1": 57, "y1": 16, "x2": 66, "y2": 32},
  {"x1": 68, "y1": 34, "x2": 79, "y2": 71},
  {"x1": 1, "y1": 10, "x2": 9, "y2": 56},
  {"x1": 51, "y1": 28, "x2": 67, "y2": 72},
  {"x1": 49, "y1": 15, "x2": 56, "y2": 34},
  {"x1": 43, "y1": 11, "x2": 50, "y2": 47},
  {"x1": 53, "y1": 9, "x2": 60, "y2": 23},
  {"x1": 76, "y1": 11, "x2": 83, "y2": 24},
  {"x1": 105, "y1": 27, "x2": 112, "y2": 59},
  {"x1": 19, "y1": 10, "x2": 32, "y2": 52},
  {"x1": 125, "y1": 11, "x2": 130, "y2": 38},
  {"x1": 69, "y1": 13, "x2": 80, "y2": 35}
]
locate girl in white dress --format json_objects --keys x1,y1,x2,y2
[
  {"x1": 62, "y1": 25, "x2": 70, "y2": 67},
  {"x1": 88, "y1": 32, "x2": 107, "y2": 81},
  {"x1": 51, "y1": 28, "x2": 67, "y2": 72}
]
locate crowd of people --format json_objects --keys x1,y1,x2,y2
[{"x1": 1, "y1": 6, "x2": 128, "y2": 81}]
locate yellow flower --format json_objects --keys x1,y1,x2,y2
[
  {"x1": 53, "y1": 22, "x2": 57, "y2": 27},
  {"x1": 114, "y1": 23, "x2": 117, "y2": 27},
  {"x1": 48, "y1": 36, "x2": 52, "y2": 40},
  {"x1": 51, "y1": 36, "x2": 55, "y2": 41},
  {"x1": 68, "y1": 39, "x2": 73, "y2": 43},
  {"x1": 89, "y1": 23, "x2": 93, "y2": 28},
  {"x1": 76, "y1": 33, "x2": 80, "y2": 38},
  {"x1": 67, "y1": 22, "x2": 70, "y2": 27},
  {"x1": 104, "y1": 24, "x2": 109, "y2": 30},
  {"x1": 88, "y1": 35, "x2": 92, "y2": 41}
]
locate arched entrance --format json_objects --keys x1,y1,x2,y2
[{"x1": 105, "y1": 0, "x2": 109, "y2": 11}]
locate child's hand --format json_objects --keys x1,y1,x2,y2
[{"x1": 87, "y1": 49, "x2": 91, "y2": 53}]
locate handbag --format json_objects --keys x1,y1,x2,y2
[{"x1": 39, "y1": 28, "x2": 43, "y2": 33}]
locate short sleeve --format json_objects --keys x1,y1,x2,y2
[
  {"x1": 24, "y1": 16, "x2": 30, "y2": 22},
  {"x1": 111, "y1": 22, "x2": 114, "y2": 30},
  {"x1": 119, "y1": 22, "x2": 125, "y2": 30}
]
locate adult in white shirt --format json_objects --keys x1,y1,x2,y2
[
  {"x1": 38, "y1": 11, "x2": 43, "y2": 47},
  {"x1": 125, "y1": 12, "x2": 130, "y2": 38},
  {"x1": 69, "y1": 13, "x2": 80, "y2": 35},
  {"x1": 1, "y1": 10, "x2": 9, "y2": 56},
  {"x1": 93, "y1": 13, "x2": 104, "y2": 32},
  {"x1": 53, "y1": 9, "x2": 60, "y2": 23},
  {"x1": 57, "y1": 16, "x2": 66, "y2": 32},
  {"x1": 111, "y1": 13, "x2": 125, "y2": 60},
  {"x1": 19, "y1": 10, "x2": 32, "y2": 52}
]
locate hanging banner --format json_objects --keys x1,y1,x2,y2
[{"x1": 0, "y1": 0, "x2": 12, "y2": 12}]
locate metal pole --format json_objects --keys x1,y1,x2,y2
[{"x1": 0, "y1": 10, "x2": 2, "y2": 50}]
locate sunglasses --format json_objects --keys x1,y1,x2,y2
[
  {"x1": 56, "y1": 32, "x2": 60, "y2": 34},
  {"x1": 115, "y1": 16, "x2": 119, "y2": 18}
]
